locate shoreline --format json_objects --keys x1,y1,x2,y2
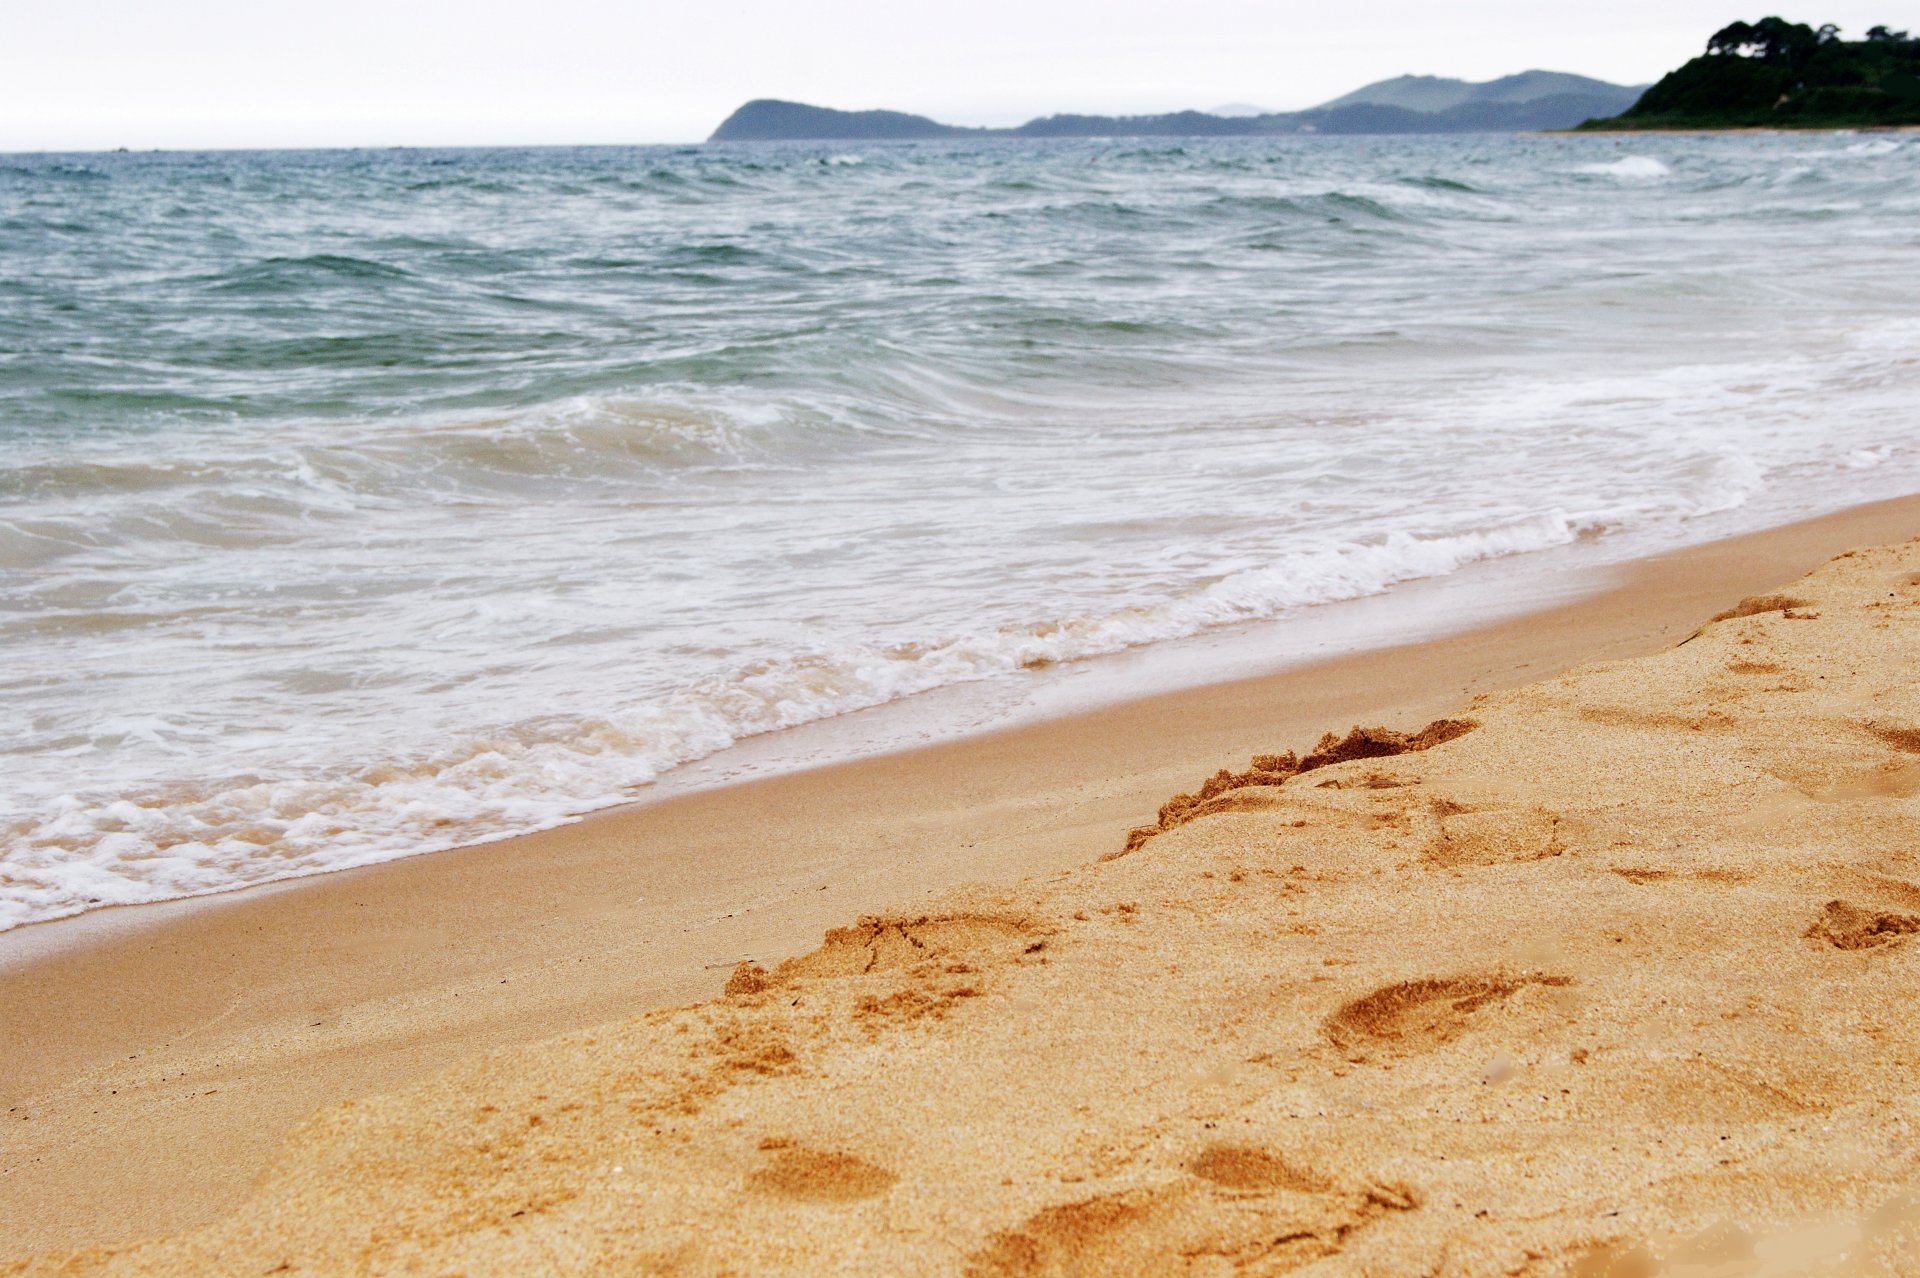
[
  {"x1": 8, "y1": 457, "x2": 1910, "y2": 956},
  {"x1": 1555, "y1": 123, "x2": 1920, "y2": 134},
  {"x1": 0, "y1": 513, "x2": 1609, "y2": 965},
  {"x1": 4, "y1": 491, "x2": 1918, "y2": 1257}
]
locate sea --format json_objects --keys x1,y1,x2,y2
[{"x1": 3, "y1": 132, "x2": 1918, "y2": 932}]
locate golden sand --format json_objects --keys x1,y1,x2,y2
[{"x1": 11, "y1": 539, "x2": 1920, "y2": 1275}]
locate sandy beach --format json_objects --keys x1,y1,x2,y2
[{"x1": 3, "y1": 495, "x2": 1918, "y2": 1274}]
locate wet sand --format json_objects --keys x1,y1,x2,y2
[{"x1": 3, "y1": 495, "x2": 1918, "y2": 1270}]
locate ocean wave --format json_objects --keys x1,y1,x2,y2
[
  {"x1": 0, "y1": 396, "x2": 787, "y2": 518},
  {"x1": 403, "y1": 177, "x2": 522, "y2": 194},
  {"x1": 660, "y1": 242, "x2": 770, "y2": 266},
  {"x1": 209, "y1": 254, "x2": 417, "y2": 293},
  {"x1": 1, "y1": 161, "x2": 110, "y2": 181},
  {"x1": 1400, "y1": 174, "x2": 1480, "y2": 193},
  {"x1": 1577, "y1": 155, "x2": 1671, "y2": 180}
]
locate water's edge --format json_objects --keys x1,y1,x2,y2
[{"x1": 9, "y1": 482, "x2": 1912, "y2": 970}]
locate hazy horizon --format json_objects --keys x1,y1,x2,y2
[{"x1": 3, "y1": 2, "x2": 1906, "y2": 152}]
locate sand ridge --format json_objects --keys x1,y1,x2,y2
[{"x1": 11, "y1": 539, "x2": 1920, "y2": 1275}]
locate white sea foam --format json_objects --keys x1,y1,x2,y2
[
  {"x1": 1579, "y1": 155, "x2": 1672, "y2": 180},
  {"x1": 0, "y1": 423, "x2": 1896, "y2": 935},
  {"x1": 0, "y1": 508, "x2": 1666, "y2": 930},
  {"x1": 6, "y1": 373, "x2": 1916, "y2": 931}
]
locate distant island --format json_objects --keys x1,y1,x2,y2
[
  {"x1": 1579, "y1": 18, "x2": 1920, "y2": 129},
  {"x1": 709, "y1": 71, "x2": 1646, "y2": 142}
]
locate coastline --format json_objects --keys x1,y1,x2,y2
[
  {"x1": 1556, "y1": 123, "x2": 1920, "y2": 134},
  {"x1": 4, "y1": 491, "x2": 1919, "y2": 1257}
]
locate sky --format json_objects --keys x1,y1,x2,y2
[{"x1": 3, "y1": 2, "x2": 1900, "y2": 151}]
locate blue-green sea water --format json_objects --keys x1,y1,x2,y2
[{"x1": 3, "y1": 133, "x2": 1918, "y2": 929}]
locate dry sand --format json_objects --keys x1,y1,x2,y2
[{"x1": 6, "y1": 501, "x2": 1920, "y2": 1275}]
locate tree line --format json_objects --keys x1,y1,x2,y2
[{"x1": 1579, "y1": 16, "x2": 1920, "y2": 129}]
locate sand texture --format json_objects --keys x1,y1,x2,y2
[{"x1": 12, "y1": 541, "x2": 1920, "y2": 1274}]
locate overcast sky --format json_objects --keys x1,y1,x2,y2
[{"x1": 3, "y1": 2, "x2": 1898, "y2": 151}]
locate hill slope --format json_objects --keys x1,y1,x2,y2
[
  {"x1": 1313, "y1": 73, "x2": 1480, "y2": 113},
  {"x1": 710, "y1": 100, "x2": 978, "y2": 142},
  {"x1": 1314, "y1": 70, "x2": 1642, "y2": 114}
]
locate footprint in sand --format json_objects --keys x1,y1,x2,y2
[
  {"x1": 747, "y1": 1145, "x2": 898, "y2": 1203},
  {"x1": 728, "y1": 912, "x2": 1047, "y2": 995},
  {"x1": 1804, "y1": 899, "x2": 1920, "y2": 950},
  {"x1": 1795, "y1": 762, "x2": 1920, "y2": 801},
  {"x1": 1323, "y1": 973, "x2": 1572, "y2": 1057},
  {"x1": 1187, "y1": 1145, "x2": 1331, "y2": 1194},
  {"x1": 964, "y1": 1148, "x2": 1414, "y2": 1277},
  {"x1": 1865, "y1": 722, "x2": 1920, "y2": 754},
  {"x1": 1611, "y1": 866, "x2": 1749, "y2": 886},
  {"x1": 1771, "y1": 729, "x2": 1920, "y2": 801},
  {"x1": 1420, "y1": 805, "x2": 1563, "y2": 868},
  {"x1": 1708, "y1": 593, "x2": 1813, "y2": 623}
]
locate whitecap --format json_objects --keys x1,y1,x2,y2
[{"x1": 1578, "y1": 155, "x2": 1671, "y2": 180}]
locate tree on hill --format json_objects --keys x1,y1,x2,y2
[
  {"x1": 1704, "y1": 17, "x2": 1839, "y2": 66},
  {"x1": 1579, "y1": 15, "x2": 1920, "y2": 128}
]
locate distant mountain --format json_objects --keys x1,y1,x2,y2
[
  {"x1": 1007, "y1": 111, "x2": 1262, "y2": 139},
  {"x1": 1315, "y1": 70, "x2": 1644, "y2": 115},
  {"x1": 1209, "y1": 102, "x2": 1272, "y2": 117},
  {"x1": 1307, "y1": 91, "x2": 1650, "y2": 134},
  {"x1": 1469, "y1": 71, "x2": 1649, "y2": 105},
  {"x1": 707, "y1": 70, "x2": 1649, "y2": 142},
  {"x1": 1578, "y1": 18, "x2": 1920, "y2": 130},
  {"x1": 710, "y1": 100, "x2": 979, "y2": 142},
  {"x1": 1313, "y1": 75, "x2": 1480, "y2": 113}
]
